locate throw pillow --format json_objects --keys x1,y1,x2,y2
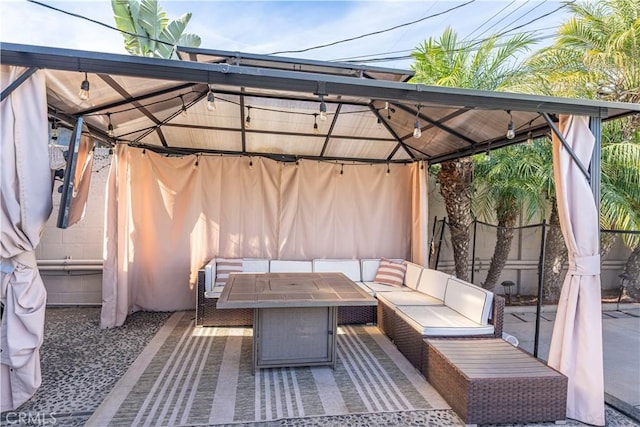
[
  {"x1": 374, "y1": 258, "x2": 407, "y2": 287},
  {"x1": 215, "y1": 258, "x2": 243, "y2": 287}
]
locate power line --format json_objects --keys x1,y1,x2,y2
[
  {"x1": 26, "y1": 0, "x2": 176, "y2": 52},
  {"x1": 336, "y1": 31, "x2": 558, "y2": 64},
  {"x1": 462, "y1": 0, "x2": 517, "y2": 42},
  {"x1": 267, "y1": 0, "x2": 476, "y2": 55}
]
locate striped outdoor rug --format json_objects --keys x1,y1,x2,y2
[{"x1": 88, "y1": 311, "x2": 449, "y2": 426}]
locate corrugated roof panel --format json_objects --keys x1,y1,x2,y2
[
  {"x1": 246, "y1": 133, "x2": 325, "y2": 157},
  {"x1": 160, "y1": 127, "x2": 242, "y2": 152},
  {"x1": 323, "y1": 137, "x2": 398, "y2": 160},
  {"x1": 331, "y1": 104, "x2": 396, "y2": 140}
]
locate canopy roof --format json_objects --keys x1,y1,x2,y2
[{"x1": 2, "y1": 43, "x2": 639, "y2": 165}]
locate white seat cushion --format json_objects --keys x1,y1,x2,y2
[
  {"x1": 377, "y1": 290, "x2": 443, "y2": 307},
  {"x1": 361, "y1": 281, "x2": 413, "y2": 295},
  {"x1": 204, "y1": 285, "x2": 226, "y2": 299},
  {"x1": 354, "y1": 282, "x2": 375, "y2": 296},
  {"x1": 242, "y1": 259, "x2": 270, "y2": 273},
  {"x1": 313, "y1": 259, "x2": 361, "y2": 281},
  {"x1": 416, "y1": 268, "x2": 451, "y2": 300},
  {"x1": 396, "y1": 305, "x2": 494, "y2": 337},
  {"x1": 444, "y1": 277, "x2": 494, "y2": 325},
  {"x1": 269, "y1": 260, "x2": 313, "y2": 272},
  {"x1": 403, "y1": 262, "x2": 423, "y2": 290}
]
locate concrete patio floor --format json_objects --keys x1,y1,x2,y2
[{"x1": 1, "y1": 304, "x2": 638, "y2": 426}]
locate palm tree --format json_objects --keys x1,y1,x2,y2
[
  {"x1": 472, "y1": 144, "x2": 548, "y2": 291},
  {"x1": 523, "y1": 0, "x2": 640, "y2": 298},
  {"x1": 411, "y1": 27, "x2": 536, "y2": 281},
  {"x1": 112, "y1": 0, "x2": 201, "y2": 59}
]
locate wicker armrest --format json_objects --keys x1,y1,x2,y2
[{"x1": 491, "y1": 294, "x2": 505, "y2": 338}]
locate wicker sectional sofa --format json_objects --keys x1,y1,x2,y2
[
  {"x1": 196, "y1": 258, "x2": 395, "y2": 327},
  {"x1": 375, "y1": 262, "x2": 505, "y2": 370}
]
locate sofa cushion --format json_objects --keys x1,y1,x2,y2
[
  {"x1": 313, "y1": 259, "x2": 361, "y2": 281},
  {"x1": 360, "y1": 258, "x2": 404, "y2": 282},
  {"x1": 215, "y1": 258, "x2": 244, "y2": 287},
  {"x1": 374, "y1": 258, "x2": 407, "y2": 287},
  {"x1": 269, "y1": 260, "x2": 313, "y2": 272},
  {"x1": 360, "y1": 282, "x2": 413, "y2": 295},
  {"x1": 444, "y1": 277, "x2": 494, "y2": 325},
  {"x1": 416, "y1": 268, "x2": 451, "y2": 300},
  {"x1": 377, "y1": 290, "x2": 443, "y2": 307},
  {"x1": 242, "y1": 259, "x2": 270, "y2": 273},
  {"x1": 354, "y1": 282, "x2": 375, "y2": 296},
  {"x1": 396, "y1": 305, "x2": 495, "y2": 337},
  {"x1": 403, "y1": 262, "x2": 423, "y2": 290}
]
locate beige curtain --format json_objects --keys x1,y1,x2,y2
[
  {"x1": 411, "y1": 162, "x2": 429, "y2": 266},
  {"x1": 1, "y1": 67, "x2": 51, "y2": 410},
  {"x1": 548, "y1": 115, "x2": 604, "y2": 425},
  {"x1": 279, "y1": 160, "x2": 413, "y2": 260},
  {"x1": 101, "y1": 148, "x2": 426, "y2": 328}
]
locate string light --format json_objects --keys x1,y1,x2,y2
[
  {"x1": 313, "y1": 113, "x2": 319, "y2": 134},
  {"x1": 506, "y1": 110, "x2": 515, "y2": 139},
  {"x1": 526, "y1": 120, "x2": 534, "y2": 145},
  {"x1": 377, "y1": 117, "x2": 383, "y2": 129},
  {"x1": 180, "y1": 95, "x2": 187, "y2": 117},
  {"x1": 107, "y1": 112, "x2": 114, "y2": 137},
  {"x1": 78, "y1": 72, "x2": 90, "y2": 101},
  {"x1": 384, "y1": 101, "x2": 389, "y2": 111},
  {"x1": 413, "y1": 105, "x2": 422, "y2": 138},
  {"x1": 319, "y1": 95, "x2": 327, "y2": 121},
  {"x1": 206, "y1": 85, "x2": 216, "y2": 112},
  {"x1": 249, "y1": 157, "x2": 253, "y2": 167},
  {"x1": 386, "y1": 162, "x2": 390, "y2": 175},
  {"x1": 245, "y1": 106, "x2": 251, "y2": 128},
  {"x1": 340, "y1": 163, "x2": 344, "y2": 175}
]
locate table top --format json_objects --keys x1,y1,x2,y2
[{"x1": 217, "y1": 272, "x2": 377, "y2": 309}]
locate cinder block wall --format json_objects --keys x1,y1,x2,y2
[{"x1": 37, "y1": 167, "x2": 108, "y2": 305}]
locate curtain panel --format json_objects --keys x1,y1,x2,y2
[
  {"x1": 102, "y1": 148, "x2": 425, "y2": 327},
  {"x1": 548, "y1": 115, "x2": 604, "y2": 425},
  {"x1": 1, "y1": 66, "x2": 51, "y2": 410}
]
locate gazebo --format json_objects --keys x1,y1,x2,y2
[{"x1": 2, "y1": 43, "x2": 639, "y2": 424}]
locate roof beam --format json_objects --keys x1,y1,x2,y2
[
  {"x1": 394, "y1": 103, "x2": 478, "y2": 146},
  {"x1": 320, "y1": 103, "x2": 342, "y2": 157},
  {"x1": 4, "y1": 44, "x2": 632, "y2": 118}
]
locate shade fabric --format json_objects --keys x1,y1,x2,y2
[
  {"x1": 101, "y1": 148, "x2": 423, "y2": 328},
  {"x1": 0, "y1": 67, "x2": 51, "y2": 410},
  {"x1": 548, "y1": 115, "x2": 604, "y2": 425}
]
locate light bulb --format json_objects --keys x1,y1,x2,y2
[
  {"x1": 485, "y1": 150, "x2": 491, "y2": 161},
  {"x1": 384, "y1": 101, "x2": 389, "y2": 111},
  {"x1": 206, "y1": 90, "x2": 216, "y2": 112},
  {"x1": 319, "y1": 100, "x2": 327, "y2": 121},
  {"x1": 180, "y1": 96, "x2": 187, "y2": 117},
  {"x1": 506, "y1": 110, "x2": 515, "y2": 139},
  {"x1": 78, "y1": 73, "x2": 90, "y2": 101},
  {"x1": 245, "y1": 115, "x2": 251, "y2": 128},
  {"x1": 107, "y1": 113, "x2": 114, "y2": 137},
  {"x1": 526, "y1": 131, "x2": 533, "y2": 146},
  {"x1": 413, "y1": 119, "x2": 422, "y2": 138},
  {"x1": 313, "y1": 122, "x2": 319, "y2": 134},
  {"x1": 377, "y1": 117, "x2": 383, "y2": 129}
]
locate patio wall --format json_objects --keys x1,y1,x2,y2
[{"x1": 37, "y1": 162, "x2": 631, "y2": 305}]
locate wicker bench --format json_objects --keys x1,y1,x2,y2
[{"x1": 423, "y1": 338, "x2": 567, "y2": 426}]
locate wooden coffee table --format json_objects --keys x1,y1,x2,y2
[{"x1": 217, "y1": 272, "x2": 377, "y2": 373}]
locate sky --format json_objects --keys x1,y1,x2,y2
[{"x1": 0, "y1": 0, "x2": 570, "y2": 70}]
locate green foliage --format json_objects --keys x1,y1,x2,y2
[
  {"x1": 411, "y1": 27, "x2": 536, "y2": 91},
  {"x1": 112, "y1": 0, "x2": 201, "y2": 59}
]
